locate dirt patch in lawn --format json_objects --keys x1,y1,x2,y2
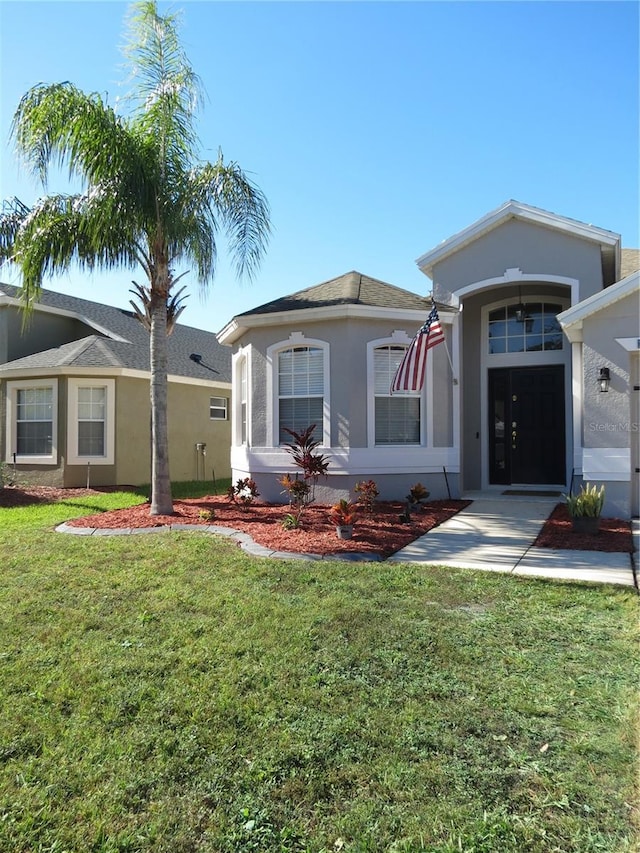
[{"x1": 534, "y1": 503, "x2": 634, "y2": 553}]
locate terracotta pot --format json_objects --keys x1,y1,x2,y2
[
  {"x1": 571, "y1": 516, "x2": 599, "y2": 535},
  {"x1": 336, "y1": 525, "x2": 353, "y2": 540}
]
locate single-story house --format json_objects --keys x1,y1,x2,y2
[
  {"x1": 218, "y1": 200, "x2": 639, "y2": 518},
  {"x1": 0, "y1": 284, "x2": 232, "y2": 488}
]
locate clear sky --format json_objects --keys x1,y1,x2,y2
[{"x1": 1, "y1": 0, "x2": 638, "y2": 334}]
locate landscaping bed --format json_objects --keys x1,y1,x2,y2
[
  {"x1": 63, "y1": 494, "x2": 472, "y2": 558},
  {"x1": 533, "y1": 503, "x2": 634, "y2": 552},
  {"x1": 1, "y1": 487, "x2": 634, "y2": 556}
]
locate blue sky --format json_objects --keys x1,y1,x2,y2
[{"x1": 1, "y1": 0, "x2": 638, "y2": 334}]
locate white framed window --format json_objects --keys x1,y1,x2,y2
[
  {"x1": 67, "y1": 378, "x2": 115, "y2": 465},
  {"x1": 5, "y1": 378, "x2": 58, "y2": 465},
  {"x1": 209, "y1": 396, "x2": 228, "y2": 420},
  {"x1": 373, "y1": 344, "x2": 421, "y2": 445},
  {"x1": 239, "y1": 357, "x2": 247, "y2": 444},
  {"x1": 232, "y1": 348, "x2": 251, "y2": 446},
  {"x1": 278, "y1": 345, "x2": 324, "y2": 444},
  {"x1": 267, "y1": 334, "x2": 330, "y2": 447}
]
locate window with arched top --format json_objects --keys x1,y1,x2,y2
[
  {"x1": 277, "y1": 345, "x2": 324, "y2": 443},
  {"x1": 372, "y1": 343, "x2": 421, "y2": 445}
]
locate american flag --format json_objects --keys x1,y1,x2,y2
[{"x1": 391, "y1": 303, "x2": 445, "y2": 393}]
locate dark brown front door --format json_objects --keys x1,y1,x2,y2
[{"x1": 489, "y1": 366, "x2": 566, "y2": 485}]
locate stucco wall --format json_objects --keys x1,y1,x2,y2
[
  {"x1": 107, "y1": 375, "x2": 231, "y2": 486},
  {"x1": 2, "y1": 372, "x2": 231, "y2": 489},
  {"x1": 5, "y1": 306, "x2": 90, "y2": 363},
  {"x1": 432, "y1": 219, "x2": 604, "y2": 304},
  {"x1": 582, "y1": 289, "x2": 640, "y2": 449},
  {"x1": 242, "y1": 314, "x2": 453, "y2": 450},
  {"x1": 578, "y1": 288, "x2": 640, "y2": 518},
  {"x1": 167, "y1": 379, "x2": 232, "y2": 484}
]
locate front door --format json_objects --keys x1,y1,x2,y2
[{"x1": 489, "y1": 366, "x2": 566, "y2": 485}]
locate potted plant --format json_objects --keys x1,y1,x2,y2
[
  {"x1": 565, "y1": 483, "x2": 605, "y2": 534},
  {"x1": 328, "y1": 499, "x2": 358, "y2": 539}
]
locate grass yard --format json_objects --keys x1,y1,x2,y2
[{"x1": 0, "y1": 491, "x2": 638, "y2": 852}]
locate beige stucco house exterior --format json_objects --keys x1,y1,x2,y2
[
  {"x1": 219, "y1": 201, "x2": 639, "y2": 518},
  {"x1": 0, "y1": 284, "x2": 232, "y2": 488}
]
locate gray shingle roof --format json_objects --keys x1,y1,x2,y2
[
  {"x1": 620, "y1": 248, "x2": 640, "y2": 279},
  {"x1": 236, "y1": 271, "x2": 433, "y2": 317},
  {"x1": 0, "y1": 283, "x2": 231, "y2": 381}
]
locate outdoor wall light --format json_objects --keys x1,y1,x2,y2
[{"x1": 598, "y1": 366, "x2": 610, "y2": 392}]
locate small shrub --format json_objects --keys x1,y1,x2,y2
[
  {"x1": 227, "y1": 478, "x2": 260, "y2": 508},
  {"x1": 198, "y1": 508, "x2": 215, "y2": 521},
  {"x1": 565, "y1": 483, "x2": 605, "y2": 518},
  {"x1": 406, "y1": 482, "x2": 430, "y2": 504},
  {"x1": 355, "y1": 479, "x2": 379, "y2": 515},
  {"x1": 281, "y1": 513, "x2": 301, "y2": 530},
  {"x1": 328, "y1": 499, "x2": 358, "y2": 527}
]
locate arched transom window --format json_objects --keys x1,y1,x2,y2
[{"x1": 488, "y1": 302, "x2": 564, "y2": 354}]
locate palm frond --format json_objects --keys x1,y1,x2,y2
[{"x1": 193, "y1": 155, "x2": 271, "y2": 281}]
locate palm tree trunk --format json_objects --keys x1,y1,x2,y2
[{"x1": 149, "y1": 281, "x2": 173, "y2": 515}]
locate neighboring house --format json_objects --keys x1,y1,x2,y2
[
  {"x1": 218, "y1": 201, "x2": 639, "y2": 518},
  {"x1": 0, "y1": 284, "x2": 232, "y2": 488}
]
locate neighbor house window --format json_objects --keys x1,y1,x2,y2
[
  {"x1": 488, "y1": 303, "x2": 564, "y2": 354},
  {"x1": 78, "y1": 387, "x2": 106, "y2": 456},
  {"x1": 67, "y1": 378, "x2": 115, "y2": 465},
  {"x1": 5, "y1": 379, "x2": 58, "y2": 465},
  {"x1": 277, "y1": 345, "x2": 324, "y2": 444},
  {"x1": 374, "y1": 345, "x2": 420, "y2": 444},
  {"x1": 209, "y1": 396, "x2": 228, "y2": 420}
]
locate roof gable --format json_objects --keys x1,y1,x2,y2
[{"x1": 416, "y1": 200, "x2": 621, "y2": 281}]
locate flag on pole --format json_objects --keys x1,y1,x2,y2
[{"x1": 391, "y1": 303, "x2": 445, "y2": 393}]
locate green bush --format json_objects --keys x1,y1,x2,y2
[{"x1": 565, "y1": 482, "x2": 605, "y2": 517}]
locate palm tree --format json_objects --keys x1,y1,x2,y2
[{"x1": 0, "y1": 1, "x2": 270, "y2": 515}]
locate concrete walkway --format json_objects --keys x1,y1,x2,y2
[{"x1": 389, "y1": 493, "x2": 638, "y2": 588}]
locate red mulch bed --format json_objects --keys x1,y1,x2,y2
[
  {"x1": 533, "y1": 503, "x2": 634, "y2": 553},
  {"x1": 2, "y1": 488, "x2": 634, "y2": 557},
  {"x1": 62, "y1": 495, "x2": 472, "y2": 558}
]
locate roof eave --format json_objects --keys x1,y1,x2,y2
[
  {"x1": 558, "y1": 270, "x2": 640, "y2": 334},
  {"x1": 217, "y1": 302, "x2": 456, "y2": 346}
]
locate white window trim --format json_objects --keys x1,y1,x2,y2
[
  {"x1": 67, "y1": 378, "x2": 115, "y2": 466},
  {"x1": 5, "y1": 378, "x2": 59, "y2": 465},
  {"x1": 232, "y1": 346, "x2": 251, "y2": 447},
  {"x1": 209, "y1": 395, "x2": 228, "y2": 420},
  {"x1": 367, "y1": 332, "x2": 426, "y2": 448},
  {"x1": 266, "y1": 332, "x2": 330, "y2": 448}
]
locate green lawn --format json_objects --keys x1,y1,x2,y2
[{"x1": 0, "y1": 490, "x2": 638, "y2": 852}]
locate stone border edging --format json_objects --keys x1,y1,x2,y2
[{"x1": 54, "y1": 521, "x2": 382, "y2": 563}]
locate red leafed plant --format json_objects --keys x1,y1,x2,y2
[{"x1": 328, "y1": 499, "x2": 358, "y2": 527}]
